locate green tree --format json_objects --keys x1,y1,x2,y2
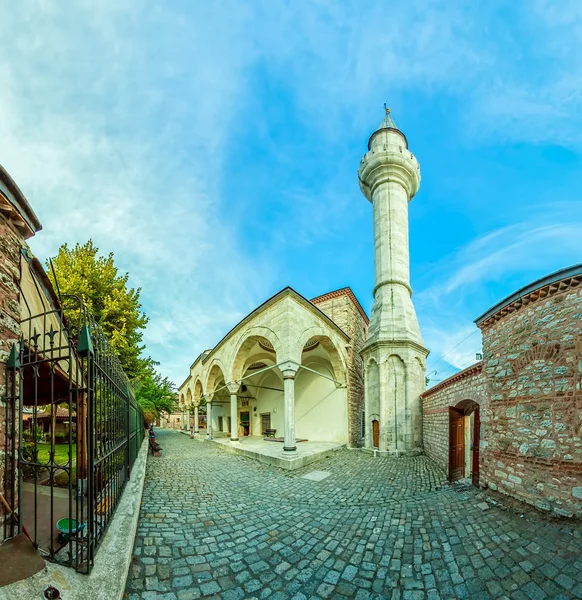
[
  {"x1": 47, "y1": 240, "x2": 150, "y2": 379},
  {"x1": 132, "y1": 365, "x2": 176, "y2": 420}
]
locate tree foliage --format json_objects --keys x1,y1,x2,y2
[
  {"x1": 47, "y1": 240, "x2": 176, "y2": 418},
  {"x1": 48, "y1": 240, "x2": 150, "y2": 379},
  {"x1": 132, "y1": 365, "x2": 176, "y2": 419}
]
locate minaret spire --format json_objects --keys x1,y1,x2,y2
[{"x1": 358, "y1": 107, "x2": 428, "y2": 455}]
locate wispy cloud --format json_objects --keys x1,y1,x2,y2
[
  {"x1": 418, "y1": 204, "x2": 582, "y2": 379},
  {"x1": 2, "y1": 1, "x2": 582, "y2": 386}
]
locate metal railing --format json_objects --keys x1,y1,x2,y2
[{"x1": 3, "y1": 295, "x2": 145, "y2": 573}]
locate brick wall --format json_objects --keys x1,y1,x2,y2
[
  {"x1": 479, "y1": 284, "x2": 582, "y2": 517},
  {"x1": 312, "y1": 289, "x2": 368, "y2": 447},
  {"x1": 0, "y1": 212, "x2": 24, "y2": 530},
  {"x1": 422, "y1": 364, "x2": 486, "y2": 473}
]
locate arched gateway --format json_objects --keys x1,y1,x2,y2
[{"x1": 449, "y1": 399, "x2": 480, "y2": 485}]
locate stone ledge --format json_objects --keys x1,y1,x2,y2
[
  {"x1": 209, "y1": 438, "x2": 345, "y2": 471},
  {"x1": 1, "y1": 437, "x2": 148, "y2": 600},
  {"x1": 361, "y1": 447, "x2": 424, "y2": 458}
]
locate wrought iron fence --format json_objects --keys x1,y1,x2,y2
[{"x1": 3, "y1": 294, "x2": 145, "y2": 574}]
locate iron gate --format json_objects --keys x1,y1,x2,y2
[{"x1": 3, "y1": 295, "x2": 145, "y2": 574}]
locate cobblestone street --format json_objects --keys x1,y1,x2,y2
[{"x1": 124, "y1": 430, "x2": 582, "y2": 600}]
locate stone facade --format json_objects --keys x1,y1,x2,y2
[
  {"x1": 477, "y1": 269, "x2": 582, "y2": 517},
  {"x1": 311, "y1": 288, "x2": 368, "y2": 448},
  {"x1": 422, "y1": 265, "x2": 582, "y2": 517},
  {"x1": 422, "y1": 363, "x2": 486, "y2": 473},
  {"x1": 0, "y1": 165, "x2": 41, "y2": 533}
]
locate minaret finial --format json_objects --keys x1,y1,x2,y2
[{"x1": 384, "y1": 103, "x2": 390, "y2": 114}]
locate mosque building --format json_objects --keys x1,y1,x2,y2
[
  {"x1": 178, "y1": 108, "x2": 425, "y2": 455},
  {"x1": 178, "y1": 109, "x2": 581, "y2": 517}
]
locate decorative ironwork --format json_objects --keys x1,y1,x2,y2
[{"x1": 3, "y1": 295, "x2": 144, "y2": 574}]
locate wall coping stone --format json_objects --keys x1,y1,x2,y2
[
  {"x1": 422, "y1": 361, "x2": 483, "y2": 399},
  {"x1": 475, "y1": 263, "x2": 582, "y2": 329}
]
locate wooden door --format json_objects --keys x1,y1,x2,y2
[
  {"x1": 372, "y1": 419, "x2": 379, "y2": 448},
  {"x1": 449, "y1": 408, "x2": 465, "y2": 482},
  {"x1": 472, "y1": 407, "x2": 480, "y2": 487},
  {"x1": 261, "y1": 413, "x2": 271, "y2": 436},
  {"x1": 240, "y1": 411, "x2": 250, "y2": 436}
]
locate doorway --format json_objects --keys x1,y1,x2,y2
[
  {"x1": 448, "y1": 400, "x2": 480, "y2": 485},
  {"x1": 372, "y1": 419, "x2": 379, "y2": 449},
  {"x1": 240, "y1": 411, "x2": 250, "y2": 436}
]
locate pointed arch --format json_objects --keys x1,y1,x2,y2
[
  {"x1": 294, "y1": 326, "x2": 347, "y2": 384},
  {"x1": 230, "y1": 328, "x2": 281, "y2": 383},
  {"x1": 194, "y1": 377, "x2": 204, "y2": 405},
  {"x1": 206, "y1": 360, "x2": 228, "y2": 396}
]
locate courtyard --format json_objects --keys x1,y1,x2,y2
[{"x1": 125, "y1": 430, "x2": 581, "y2": 600}]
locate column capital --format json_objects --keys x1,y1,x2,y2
[
  {"x1": 280, "y1": 361, "x2": 299, "y2": 380},
  {"x1": 206, "y1": 394, "x2": 214, "y2": 403},
  {"x1": 226, "y1": 382, "x2": 240, "y2": 395}
]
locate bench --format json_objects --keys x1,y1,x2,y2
[
  {"x1": 149, "y1": 437, "x2": 162, "y2": 456},
  {"x1": 264, "y1": 428, "x2": 277, "y2": 438}
]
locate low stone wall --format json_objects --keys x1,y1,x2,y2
[
  {"x1": 422, "y1": 364, "x2": 486, "y2": 473},
  {"x1": 478, "y1": 283, "x2": 582, "y2": 517}
]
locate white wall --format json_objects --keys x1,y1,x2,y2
[
  {"x1": 252, "y1": 371, "x2": 284, "y2": 437},
  {"x1": 211, "y1": 401, "x2": 228, "y2": 435},
  {"x1": 295, "y1": 358, "x2": 348, "y2": 443}
]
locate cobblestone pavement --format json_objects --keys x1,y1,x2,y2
[{"x1": 124, "y1": 430, "x2": 582, "y2": 600}]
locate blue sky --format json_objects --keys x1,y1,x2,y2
[{"x1": 2, "y1": 1, "x2": 582, "y2": 385}]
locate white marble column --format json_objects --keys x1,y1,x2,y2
[
  {"x1": 281, "y1": 363, "x2": 299, "y2": 452},
  {"x1": 227, "y1": 383, "x2": 239, "y2": 442},
  {"x1": 194, "y1": 405, "x2": 199, "y2": 434},
  {"x1": 180, "y1": 409, "x2": 185, "y2": 430},
  {"x1": 206, "y1": 397, "x2": 213, "y2": 439},
  {"x1": 186, "y1": 409, "x2": 191, "y2": 432},
  {"x1": 364, "y1": 364, "x2": 371, "y2": 449}
]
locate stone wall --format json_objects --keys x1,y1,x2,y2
[
  {"x1": 311, "y1": 289, "x2": 368, "y2": 448},
  {"x1": 0, "y1": 212, "x2": 24, "y2": 530},
  {"x1": 422, "y1": 364, "x2": 486, "y2": 473},
  {"x1": 479, "y1": 282, "x2": 582, "y2": 517}
]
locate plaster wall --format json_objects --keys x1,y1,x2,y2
[
  {"x1": 295, "y1": 360, "x2": 348, "y2": 444},
  {"x1": 253, "y1": 371, "x2": 285, "y2": 437}
]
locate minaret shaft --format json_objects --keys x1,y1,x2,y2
[
  {"x1": 373, "y1": 181, "x2": 410, "y2": 293},
  {"x1": 358, "y1": 111, "x2": 429, "y2": 455}
]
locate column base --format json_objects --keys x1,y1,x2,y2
[
  {"x1": 283, "y1": 446, "x2": 297, "y2": 452},
  {"x1": 230, "y1": 437, "x2": 239, "y2": 443}
]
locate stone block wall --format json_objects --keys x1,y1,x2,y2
[
  {"x1": 479, "y1": 284, "x2": 582, "y2": 517},
  {"x1": 422, "y1": 364, "x2": 486, "y2": 473},
  {"x1": 0, "y1": 212, "x2": 24, "y2": 530},
  {"x1": 311, "y1": 289, "x2": 368, "y2": 448}
]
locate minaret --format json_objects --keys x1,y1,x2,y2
[{"x1": 358, "y1": 107, "x2": 428, "y2": 455}]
